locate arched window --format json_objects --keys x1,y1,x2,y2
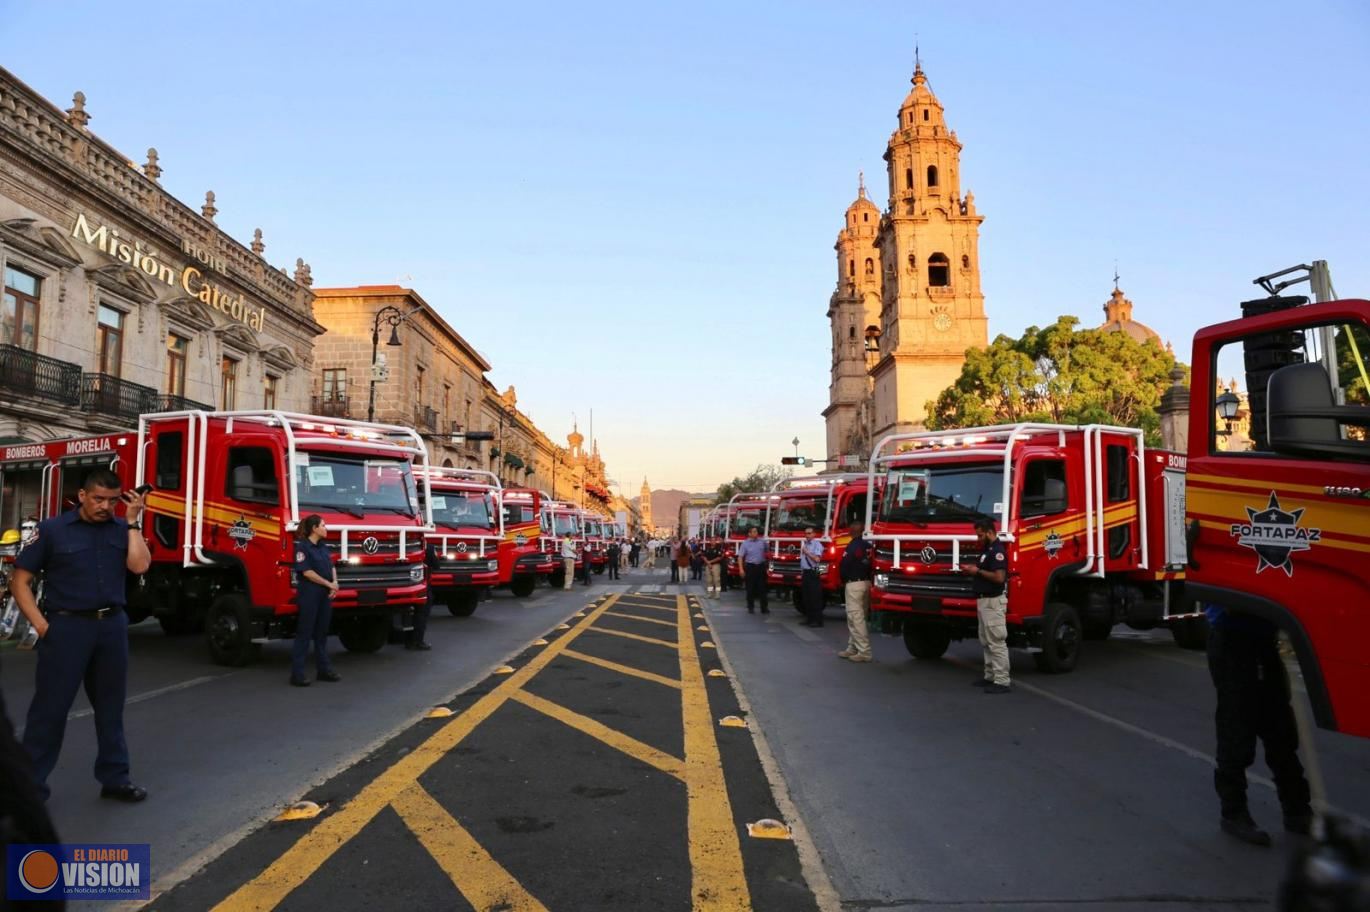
[
  {"x1": 848, "y1": 259, "x2": 855, "y2": 277},
  {"x1": 864, "y1": 258, "x2": 874, "y2": 276},
  {"x1": 848, "y1": 326, "x2": 856, "y2": 340},
  {"x1": 907, "y1": 253, "x2": 916, "y2": 272},
  {"x1": 923, "y1": 109, "x2": 929, "y2": 122},
  {"x1": 961, "y1": 254, "x2": 970, "y2": 269},
  {"x1": 928, "y1": 252, "x2": 950, "y2": 287},
  {"x1": 862, "y1": 212, "x2": 868, "y2": 222},
  {"x1": 905, "y1": 168, "x2": 913, "y2": 190},
  {"x1": 927, "y1": 165, "x2": 938, "y2": 188}
]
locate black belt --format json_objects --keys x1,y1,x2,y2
[{"x1": 51, "y1": 606, "x2": 123, "y2": 619}]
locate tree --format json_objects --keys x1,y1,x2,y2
[
  {"x1": 926, "y1": 316, "x2": 1185, "y2": 447},
  {"x1": 715, "y1": 464, "x2": 792, "y2": 503}
]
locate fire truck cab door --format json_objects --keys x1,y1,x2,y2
[{"x1": 1101, "y1": 433, "x2": 1141, "y2": 570}]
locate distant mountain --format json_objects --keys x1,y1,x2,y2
[{"x1": 631, "y1": 489, "x2": 713, "y2": 531}]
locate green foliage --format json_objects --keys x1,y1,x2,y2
[
  {"x1": 926, "y1": 316, "x2": 1186, "y2": 448},
  {"x1": 715, "y1": 464, "x2": 792, "y2": 503}
]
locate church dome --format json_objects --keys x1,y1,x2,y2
[{"x1": 1099, "y1": 286, "x2": 1161, "y2": 344}]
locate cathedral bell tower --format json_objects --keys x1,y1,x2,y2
[
  {"x1": 824, "y1": 174, "x2": 882, "y2": 463},
  {"x1": 870, "y1": 59, "x2": 988, "y2": 438}
]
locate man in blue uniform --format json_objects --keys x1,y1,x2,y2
[
  {"x1": 960, "y1": 518, "x2": 1010, "y2": 694},
  {"x1": 291, "y1": 515, "x2": 341, "y2": 686},
  {"x1": 737, "y1": 526, "x2": 769, "y2": 615},
  {"x1": 799, "y1": 527, "x2": 825, "y2": 628},
  {"x1": 1205, "y1": 602, "x2": 1312, "y2": 846},
  {"x1": 9, "y1": 467, "x2": 151, "y2": 802}
]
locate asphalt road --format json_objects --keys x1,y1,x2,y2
[{"x1": 702, "y1": 590, "x2": 1370, "y2": 912}]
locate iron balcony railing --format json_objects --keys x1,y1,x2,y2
[
  {"x1": 81, "y1": 373, "x2": 159, "y2": 421},
  {"x1": 416, "y1": 406, "x2": 437, "y2": 430},
  {"x1": 157, "y1": 394, "x2": 214, "y2": 412},
  {"x1": 0, "y1": 344, "x2": 82, "y2": 406},
  {"x1": 311, "y1": 395, "x2": 350, "y2": 418}
]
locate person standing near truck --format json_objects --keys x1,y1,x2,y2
[
  {"x1": 1204, "y1": 603, "x2": 1312, "y2": 846},
  {"x1": 291, "y1": 514, "x2": 342, "y2": 687},
  {"x1": 838, "y1": 520, "x2": 874, "y2": 662},
  {"x1": 560, "y1": 533, "x2": 577, "y2": 590},
  {"x1": 737, "y1": 526, "x2": 769, "y2": 614},
  {"x1": 799, "y1": 527, "x2": 825, "y2": 628},
  {"x1": 960, "y1": 518, "x2": 1010, "y2": 694},
  {"x1": 10, "y1": 467, "x2": 152, "y2": 802}
]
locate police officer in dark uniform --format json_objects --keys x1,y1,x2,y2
[
  {"x1": 606, "y1": 539, "x2": 621, "y2": 580},
  {"x1": 9, "y1": 467, "x2": 151, "y2": 802},
  {"x1": 1205, "y1": 602, "x2": 1312, "y2": 846},
  {"x1": 291, "y1": 515, "x2": 341, "y2": 686}
]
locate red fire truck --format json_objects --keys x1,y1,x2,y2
[
  {"x1": 539, "y1": 498, "x2": 584, "y2": 584},
  {"x1": 720, "y1": 494, "x2": 770, "y2": 585},
  {"x1": 866, "y1": 424, "x2": 1201, "y2": 672},
  {"x1": 0, "y1": 410, "x2": 434, "y2": 666},
  {"x1": 421, "y1": 467, "x2": 506, "y2": 616},
  {"x1": 763, "y1": 474, "x2": 876, "y2": 608},
  {"x1": 580, "y1": 510, "x2": 609, "y2": 574},
  {"x1": 1184, "y1": 280, "x2": 1370, "y2": 736},
  {"x1": 500, "y1": 487, "x2": 557, "y2": 594}
]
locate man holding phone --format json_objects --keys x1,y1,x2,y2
[{"x1": 9, "y1": 468, "x2": 151, "y2": 802}]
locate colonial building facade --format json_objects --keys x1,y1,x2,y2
[
  {"x1": 825, "y1": 62, "x2": 989, "y2": 463},
  {"x1": 310, "y1": 286, "x2": 624, "y2": 516},
  {"x1": 0, "y1": 68, "x2": 320, "y2": 527}
]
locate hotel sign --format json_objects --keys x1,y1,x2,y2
[{"x1": 70, "y1": 214, "x2": 266, "y2": 333}]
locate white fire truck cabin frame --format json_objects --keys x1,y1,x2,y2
[{"x1": 418, "y1": 466, "x2": 505, "y2": 559}]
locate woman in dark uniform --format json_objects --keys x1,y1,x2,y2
[{"x1": 291, "y1": 515, "x2": 341, "y2": 687}]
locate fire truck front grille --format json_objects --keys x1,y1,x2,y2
[
  {"x1": 336, "y1": 564, "x2": 418, "y2": 590},
  {"x1": 882, "y1": 573, "x2": 978, "y2": 600},
  {"x1": 327, "y1": 540, "x2": 424, "y2": 559},
  {"x1": 769, "y1": 563, "x2": 802, "y2": 580},
  {"x1": 436, "y1": 559, "x2": 497, "y2": 574}
]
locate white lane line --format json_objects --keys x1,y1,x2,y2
[
  {"x1": 70, "y1": 674, "x2": 228, "y2": 720},
  {"x1": 997, "y1": 667, "x2": 1370, "y2": 829}
]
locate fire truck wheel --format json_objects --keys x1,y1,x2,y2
[
  {"x1": 337, "y1": 616, "x2": 390, "y2": 653},
  {"x1": 550, "y1": 570, "x2": 566, "y2": 589},
  {"x1": 1033, "y1": 602, "x2": 1082, "y2": 673},
  {"x1": 205, "y1": 595, "x2": 259, "y2": 667},
  {"x1": 902, "y1": 623, "x2": 951, "y2": 660},
  {"x1": 447, "y1": 592, "x2": 480, "y2": 617},
  {"x1": 1171, "y1": 616, "x2": 1210, "y2": 651},
  {"x1": 510, "y1": 576, "x2": 536, "y2": 598},
  {"x1": 593, "y1": 566, "x2": 605, "y2": 575}
]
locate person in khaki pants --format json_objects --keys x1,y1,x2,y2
[
  {"x1": 837, "y1": 521, "x2": 874, "y2": 662},
  {"x1": 560, "y1": 534, "x2": 577, "y2": 591},
  {"x1": 960, "y1": 518, "x2": 1010, "y2": 693}
]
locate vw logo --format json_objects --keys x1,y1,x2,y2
[
  {"x1": 362, "y1": 536, "x2": 380, "y2": 555},
  {"x1": 785, "y1": 545, "x2": 799, "y2": 555},
  {"x1": 919, "y1": 545, "x2": 938, "y2": 565},
  {"x1": 456, "y1": 542, "x2": 469, "y2": 553}
]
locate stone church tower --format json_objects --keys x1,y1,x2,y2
[
  {"x1": 639, "y1": 478, "x2": 652, "y2": 531},
  {"x1": 825, "y1": 60, "x2": 988, "y2": 458}
]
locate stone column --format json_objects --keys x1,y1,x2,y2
[{"x1": 1158, "y1": 366, "x2": 1189, "y2": 452}]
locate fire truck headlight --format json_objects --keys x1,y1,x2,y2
[
  {"x1": 874, "y1": 573, "x2": 889, "y2": 589},
  {"x1": 766, "y1": 561, "x2": 774, "y2": 572},
  {"x1": 347, "y1": 556, "x2": 362, "y2": 566},
  {"x1": 818, "y1": 563, "x2": 830, "y2": 575},
  {"x1": 409, "y1": 564, "x2": 425, "y2": 582},
  {"x1": 486, "y1": 560, "x2": 499, "y2": 572}
]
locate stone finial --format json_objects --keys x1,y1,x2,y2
[
  {"x1": 144, "y1": 148, "x2": 162, "y2": 182},
  {"x1": 293, "y1": 258, "x2": 313, "y2": 287},
  {"x1": 251, "y1": 228, "x2": 265, "y2": 256},
  {"x1": 964, "y1": 191, "x2": 976, "y2": 216},
  {"x1": 1166, "y1": 340, "x2": 1174, "y2": 355},
  {"x1": 66, "y1": 92, "x2": 90, "y2": 130},
  {"x1": 202, "y1": 191, "x2": 218, "y2": 221}
]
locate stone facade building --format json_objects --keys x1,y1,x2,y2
[
  {"x1": 825, "y1": 62, "x2": 989, "y2": 463},
  {"x1": 310, "y1": 286, "x2": 620, "y2": 515},
  {"x1": 0, "y1": 67, "x2": 320, "y2": 527}
]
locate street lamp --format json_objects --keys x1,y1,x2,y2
[
  {"x1": 791, "y1": 437, "x2": 800, "y2": 458},
  {"x1": 1216, "y1": 386, "x2": 1241, "y2": 437},
  {"x1": 366, "y1": 304, "x2": 422, "y2": 423}
]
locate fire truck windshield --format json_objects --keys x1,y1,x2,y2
[
  {"x1": 551, "y1": 513, "x2": 580, "y2": 536},
  {"x1": 295, "y1": 454, "x2": 418, "y2": 518},
  {"x1": 428, "y1": 491, "x2": 496, "y2": 529},
  {"x1": 880, "y1": 464, "x2": 1002, "y2": 524},
  {"x1": 770, "y1": 497, "x2": 825, "y2": 532},
  {"x1": 731, "y1": 508, "x2": 764, "y2": 536},
  {"x1": 584, "y1": 520, "x2": 602, "y2": 537}
]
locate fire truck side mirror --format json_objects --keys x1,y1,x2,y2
[{"x1": 1267, "y1": 363, "x2": 1370, "y2": 460}]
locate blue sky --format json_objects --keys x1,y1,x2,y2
[{"x1": 5, "y1": 0, "x2": 1367, "y2": 493}]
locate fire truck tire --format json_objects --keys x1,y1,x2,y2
[
  {"x1": 338, "y1": 616, "x2": 390, "y2": 653},
  {"x1": 593, "y1": 566, "x2": 605, "y2": 575},
  {"x1": 902, "y1": 624, "x2": 951, "y2": 660},
  {"x1": 550, "y1": 570, "x2": 566, "y2": 589},
  {"x1": 510, "y1": 576, "x2": 536, "y2": 598},
  {"x1": 447, "y1": 592, "x2": 480, "y2": 617},
  {"x1": 1171, "y1": 616, "x2": 1210, "y2": 651},
  {"x1": 205, "y1": 595, "x2": 259, "y2": 667},
  {"x1": 1033, "y1": 602, "x2": 1082, "y2": 673}
]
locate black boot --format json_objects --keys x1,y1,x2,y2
[{"x1": 1220, "y1": 814, "x2": 1272, "y2": 847}]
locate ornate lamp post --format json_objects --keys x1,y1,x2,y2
[{"x1": 366, "y1": 304, "x2": 421, "y2": 423}]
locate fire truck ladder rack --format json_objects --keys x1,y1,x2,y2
[
  {"x1": 421, "y1": 466, "x2": 505, "y2": 557},
  {"x1": 864, "y1": 423, "x2": 1148, "y2": 578},
  {"x1": 135, "y1": 409, "x2": 435, "y2": 568},
  {"x1": 764, "y1": 473, "x2": 866, "y2": 554}
]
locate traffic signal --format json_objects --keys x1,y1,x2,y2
[{"x1": 781, "y1": 456, "x2": 809, "y2": 466}]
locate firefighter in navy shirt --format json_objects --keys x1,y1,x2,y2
[
  {"x1": 960, "y1": 518, "x2": 1010, "y2": 694},
  {"x1": 10, "y1": 467, "x2": 151, "y2": 802},
  {"x1": 291, "y1": 514, "x2": 341, "y2": 687}
]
